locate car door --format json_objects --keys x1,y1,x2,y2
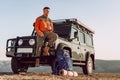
[
  {"x1": 70, "y1": 25, "x2": 81, "y2": 60},
  {"x1": 78, "y1": 31, "x2": 86, "y2": 61}
]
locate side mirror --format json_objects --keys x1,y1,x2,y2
[
  {"x1": 68, "y1": 38, "x2": 73, "y2": 42},
  {"x1": 74, "y1": 31, "x2": 78, "y2": 38},
  {"x1": 68, "y1": 31, "x2": 79, "y2": 42},
  {"x1": 33, "y1": 22, "x2": 35, "y2": 27},
  {"x1": 31, "y1": 22, "x2": 36, "y2": 36}
]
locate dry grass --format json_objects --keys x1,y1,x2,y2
[{"x1": 0, "y1": 72, "x2": 120, "y2": 80}]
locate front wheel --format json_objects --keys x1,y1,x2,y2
[
  {"x1": 11, "y1": 58, "x2": 28, "y2": 74},
  {"x1": 82, "y1": 57, "x2": 93, "y2": 75}
]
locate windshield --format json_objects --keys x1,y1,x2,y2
[{"x1": 54, "y1": 23, "x2": 71, "y2": 39}]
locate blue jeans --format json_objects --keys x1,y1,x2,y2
[{"x1": 52, "y1": 49, "x2": 73, "y2": 75}]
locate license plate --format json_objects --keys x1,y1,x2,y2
[{"x1": 17, "y1": 48, "x2": 33, "y2": 53}]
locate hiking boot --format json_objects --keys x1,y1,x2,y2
[
  {"x1": 35, "y1": 58, "x2": 40, "y2": 67},
  {"x1": 43, "y1": 46, "x2": 50, "y2": 56}
]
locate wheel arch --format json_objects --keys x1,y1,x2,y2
[{"x1": 56, "y1": 43, "x2": 72, "y2": 57}]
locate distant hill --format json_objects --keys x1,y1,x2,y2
[
  {"x1": 0, "y1": 61, "x2": 12, "y2": 72},
  {"x1": 0, "y1": 59, "x2": 120, "y2": 73},
  {"x1": 0, "y1": 61, "x2": 52, "y2": 72},
  {"x1": 95, "y1": 59, "x2": 120, "y2": 73}
]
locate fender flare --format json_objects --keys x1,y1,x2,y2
[{"x1": 56, "y1": 43, "x2": 72, "y2": 57}]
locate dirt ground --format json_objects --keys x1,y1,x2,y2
[{"x1": 0, "y1": 72, "x2": 120, "y2": 80}]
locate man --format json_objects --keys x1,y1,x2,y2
[
  {"x1": 35, "y1": 7, "x2": 58, "y2": 66},
  {"x1": 52, "y1": 49, "x2": 73, "y2": 75}
]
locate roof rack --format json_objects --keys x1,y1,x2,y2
[
  {"x1": 53, "y1": 18, "x2": 95, "y2": 34},
  {"x1": 75, "y1": 19, "x2": 95, "y2": 34}
]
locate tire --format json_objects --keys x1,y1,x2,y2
[
  {"x1": 82, "y1": 57, "x2": 93, "y2": 75},
  {"x1": 11, "y1": 58, "x2": 28, "y2": 74}
]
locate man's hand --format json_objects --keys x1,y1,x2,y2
[{"x1": 40, "y1": 33, "x2": 44, "y2": 37}]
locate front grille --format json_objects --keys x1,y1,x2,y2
[{"x1": 20, "y1": 39, "x2": 30, "y2": 46}]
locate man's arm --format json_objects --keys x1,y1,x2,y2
[
  {"x1": 50, "y1": 20, "x2": 54, "y2": 32},
  {"x1": 35, "y1": 18, "x2": 44, "y2": 37}
]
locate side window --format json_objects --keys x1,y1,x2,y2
[
  {"x1": 70, "y1": 26, "x2": 78, "y2": 39},
  {"x1": 79, "y1": 31, "x2": 85, "y2": 43},
  {"x1": 85, "y1": 33, "x2": 93, "y2": 46}
]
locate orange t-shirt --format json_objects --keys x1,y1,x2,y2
[{"x1": 35, "y1": 15, "x2": 53, "y2": 36}]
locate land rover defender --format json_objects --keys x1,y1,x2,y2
[{"x1": 6, "y1": 18, "x2": 95, "y2": 75}]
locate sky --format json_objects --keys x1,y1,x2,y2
[{"x1": 0, "y1": 0, "x2": 120, "y2": 60}]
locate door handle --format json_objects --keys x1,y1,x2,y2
[{"x1": 77, "y1": 47, "x2": 80, "y2": 49}]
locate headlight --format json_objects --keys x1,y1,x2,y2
[
  {"x1": 18, "y1": 39, "x2": 23, "y2": 46},
  {"x1": 7, "y1": 48, "x2": 11, "y2": 52},
  {"x1": 29, "y1": 39, "x2": 35, "y2": 45}
]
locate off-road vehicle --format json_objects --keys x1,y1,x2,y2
[{"x1": 6, "y1": 18, "x2": 95, "y2": 75}]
